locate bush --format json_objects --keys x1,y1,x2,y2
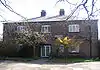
[{"x1": 0, "y1": 41, "x2": 18, "y2": 57}]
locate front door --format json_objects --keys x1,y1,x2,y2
[{"x1": 41, "y1": 45, "x2": 51, "y2": 57}]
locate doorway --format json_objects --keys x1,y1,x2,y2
[{"x1": 41, "y1": 45, "x2": 51, "y2": 57}]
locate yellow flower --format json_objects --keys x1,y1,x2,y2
[
  {"x1": 67, "y1": 39, "x2": 71, "y2": 43},
  {"x1": 63, "y1": 37, "x2": 71, "y2": 45},
  {"x1": 63, "y1": 37, "x2": 68, "y2": 41},
  {"x1": 58, "y1": 38, "x2": 63, "y2": 43},
  {"x1": 55, "y1": 36, "x2": 83, "y2": 48},
  {"x1": 63, "y1": 41, "x2": 68, "y2": 45}
]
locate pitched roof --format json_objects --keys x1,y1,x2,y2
[
  {"x1": 3, "y1": 15, "x2": 96, "y2": 23},
  {"x1": 27, "y1": 14, "x2": 91, "y2": 22},
  {"x1": 27, "y1": 15, "x2": 78, "y2": 22}
]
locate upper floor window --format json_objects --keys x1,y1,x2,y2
[
  {"x1": 68, "y1": 24, "x2": 80, "y2": 32},
  {"x1": 17, "y1": 26, "x2": 26, "y2": 32},
  {"x1": 41, "y1": 25, "x2": 51, "y2": 33}
]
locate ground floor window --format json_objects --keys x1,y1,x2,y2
[
  {"x1": 58, "y1": 45, "x2": 79, "y2": 53},
  {"x1": 68, "y1": 46, "x2": 79, "y2": 53}
]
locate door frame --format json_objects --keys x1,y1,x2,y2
[{"x1": 41, "y1": 45, "x2": 51, "y2": 57}]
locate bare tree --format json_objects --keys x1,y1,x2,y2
[
  {"x1": 0, "y1": 0, "x2": 27, "y2": 21},
  {"x1": 0, "y1": 0, "x2": 99, "y2": 21},
  {"x1": 56, "y1": 0, "x2": 100, "y2": 20}
]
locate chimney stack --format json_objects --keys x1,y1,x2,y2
[
  {"x1": 59, "y1": 9, "x2": 65, "y2": 16},
  {"x1": 41, "y1": 10, "x2": 46, "y2": 17}
]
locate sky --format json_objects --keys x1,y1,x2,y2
[{"x1": 0, "y1": 0, "x2": 100, "y2": 39}]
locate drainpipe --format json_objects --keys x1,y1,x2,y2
[{"x1": 88, "y1": 25, "x2": 92, "y2": 58}]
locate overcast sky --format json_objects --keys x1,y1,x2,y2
[{"x1": 0, "y1": 0, "x2": 100, "y2": 39}]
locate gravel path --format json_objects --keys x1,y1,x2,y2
[{"x1": 0, "y1": 60, "x2": 100, "y2": 70}]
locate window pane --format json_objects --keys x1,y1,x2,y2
[
  {"x1": 76, "y1": 25, "x2": 79, "y2": 32},
  {"x1": 46, "y1": 47, "x2": 50, "y2": 56},
  {"x1": 73, "y1": 25, "x2": 75, "y2": 32},
  {"x1": 41, "y1": 47, "x2": 45, "y2": 56},
  {"x1": 48, "y1": 27, "x2": 51, "y2": 32},
  {"x1": 69, "y1": 25, "x2": 72, "y2": 32},
  {"x1": 41, "y1": 27, "x2": 44, "y2": 32},
  {"x1": 44, "y1": 27, "x2": 47, "y2": 32}
]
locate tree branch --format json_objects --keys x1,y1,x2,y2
[
  {"x1": 90, "y1": 0, "x2": 94, "y2": 16},
  {"x1": 0, "y1": 0, "x2": 27, "y2": 20},
  {"x1": 65, "y1": 0, "x2": 77, "y2": 5},
  {"x1": 0, "y1": 14, "x2": 8, "y2": 22}
]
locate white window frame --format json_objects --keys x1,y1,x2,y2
[
  {"x1": 68, "y1": 24, "x2": 80, "y2": 32},
  {"x1": 41, "y1": 25, "x2": 51, "y2": 33},
  {"x1": 41, "y1": 45, "x2": 51, "y2": 57}
]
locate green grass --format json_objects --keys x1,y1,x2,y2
[{"x1": 50, "y1": 57, "x2": 100, "y2": 63}]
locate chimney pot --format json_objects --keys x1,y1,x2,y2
[
  {"x1": 41, "y1": 10, "x2": 46, "y2": 17},
  {"x1": 59, "y1": 9, "x2": 65, "y2": 16}
]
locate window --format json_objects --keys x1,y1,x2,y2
[
  {"x1": 17, "y1": 26, "x2": 26, "y2": 33},
  {"x1": 68, "y1": 24, "x2": 80, "y2": 32},
  {"x1": 68, "y1": 46, "x2": 79, "y2": 53},
  {"x1": 41, "y1": 25, "x2": 51, "y2": 33},
  {"x1": 59, "y1": 45, "x2": 64, "y2": 53}
]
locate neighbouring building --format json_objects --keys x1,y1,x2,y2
[{"x1": 3, "y1": 9, "x2": 98, "y2": 58}]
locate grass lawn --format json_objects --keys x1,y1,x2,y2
[{"x1": 49, "y1": 57, "x2": 100, "y2": 63}]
